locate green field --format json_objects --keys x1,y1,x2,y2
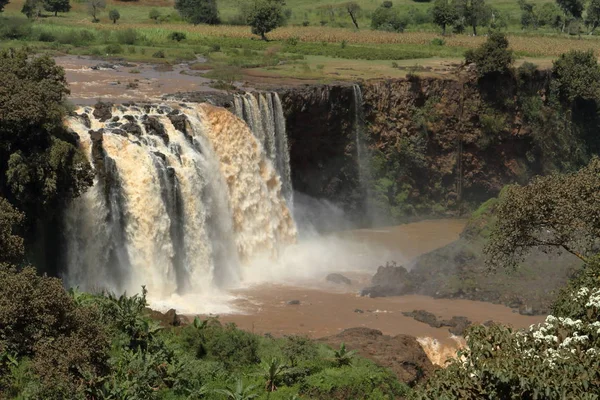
[{"x1": 2, "y1": 0, "x2": 600, "y2": 80}]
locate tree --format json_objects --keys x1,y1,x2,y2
[
  {"x1": 215, "y1": 379, "x2": 259, "y2": 400},
  {"x1": 552, "y1": 50, "x2": 600, "y2": 103},
  {"x1": 556, "y1": 0, "x2": 584, "y2": 19},
  {"x1": 537, "y1": 2, "x2": 563, "y2": 28},
  {"x1": 247, "y1": 0, "x2": 286, "y2": 40},
  {"x1": 149, "y1": 8, "x2": 160, "y2": 22},
  {"x1": 345, "y1": 1, "x2": 361, "y2": 29},
  {"x1": 174, "y1": 0, "x2": 220, "y2": 25},
  {"x1": 464, "y1": 31, "x2": 514, "y2": 77},
  {"x1": 585, "y1": 0, "x2": 600, "y2": 33},
  {"x1": 109, "y1": 8, "x2": 120, "y2": 23},
  {"x1": 0, "y1": 198, "x2": 24, "y2": 267},
  {"x1": 0, "y1": 0, "x2": 8, "y2": 13},
  {"x1": 257, "y1": 358, "x2": 286, "y2": 392},
  {"x1": 21, "y1": 0, "x2": 43, "y2": 19},
  {"x1": 456, "y1": 0, "x2": 491, "y2": 35},
  {"x1": 485, "y1": 158, "x2": 600, "y2": 271},
  {"x1": 432, "y1": 0, "x2": 458, "y2": 35},
  {"x1": 87, "y1": 0, "x2": 105, "y2": 21},
  {"x1": 518, "y1": 0, "x2": 537, "y2": 29},
  {"x1": 0, "y1": 49, "x2": 93, "y2": 229},
  {"x1": 371, "y1": 2, "x2": 408, "y2": 32},
  {"x1": 44, "y1": 0, "x2": 70, "y2": 16},
  {"x1": 333, "y1": 342, "x2": 355, "y2": 367}
]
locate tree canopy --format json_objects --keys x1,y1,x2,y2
[
  {"x1": 456, "y1": 0, "x2": 491, "y2": 35},
  {"x1": 432, "y1": 0, "x2": 459, "y2": 35},
  {"x1": 552, "y1": 50, "x2": 600, "y2": 103},
  {"x1": 0, "y1": 0, "x2": 8, "y2": 12},
  {"x1": 109, "y1": 8, "x2": 120, "y2": 23},
  {"x1": 465, "y1": 32, "x2": 514, "y2": 77},
  {"x1": 0, "y1": 49, "x2": 93, "y2": 225},
  {"x1": 485, "y1": 157, "x2": 600, "y2": 271},
  {"x1": 371, "y1": 2, "x2": 407, "y2": 32},
  {"x1": 44, "y1": 0, "x2": 71, "y2": 16},
  {"x1": 247, "y1": 0, "x2": 286, "y2": 40},
  {"x1": 175, "y1": 0, "x2": 220, "y2": 25}
]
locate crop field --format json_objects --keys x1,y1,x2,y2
[{"x1": 3, "y1": 0, "x2": 600, "y2": 81}]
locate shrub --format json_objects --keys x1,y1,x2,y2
[
  {"x1": 116, "y1": 28, "x2": 138, "y2": 45},
  {"x1": 210, "y1": 43, "x2": 221, "y2": 52},
  {"x1": 286, "y1": 36, "x2": 299, "y2": 46},
  {"x1": 104, "y1": 43, "x2": 123, "y2": 54},
  {"x1": 152, "y1": 50, "x2": 166, "y2": 58},
  {"x1": 109, "y1": 8, "x2": 120, "y2": 23},
  {"x1": 0, "y1": 19, "x2": 33, "y2": 40},
  {"x1": 169, "y1": 31, "x2": 186, "y2": 42},
  {"x1": 464, "y1": 32, "x2": 514, "y2": 78},
  {"x1": 371, "y1": 5, "x2": 408, "y2": 32},
  {"x1": 38, "y1": 31, "x2": 56, "y2": 42},
  {"x1": 149, "y1": 8, "x2": 160, "y2": 22},
  {"x1": 175, "y1": 0, "x2": 220, "y2": 25},
  {"x1": 552, "y1": 50, "x2": 600, "y2": 103},
  {"x1": 430, "y1": 37, "x2": 445, "y2": 46},
  {"x1": 205, "y1": 323, "x2": 260, "y2": 367},
  {"x1": 281, "y1": 335, "x2": 318, "y2": 367}
]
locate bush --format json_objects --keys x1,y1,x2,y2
[
  {"x1": 169, "y1": 31, "x2": 186, "y2": 42},
  {"x1": 210, "y1": 43, "x2": 221, "y2": 52},
  {"x1": 38, "y1": 31, "x2": 56, "y2": 42},
  {"x1": 552, "y1": 50, "x2": 600, "y2": 103},
  {"x1": 371, "y1": 5, "x2": 408, "y2": 32},
  {"x1": 281, "y1": 335, "x2": 318, "y2": 367},
  {"x1": 105, "y1": 43, "x2": 123, "y2": 54},
  {"x1": 175, "y1": 0, "x2": 220, "y2": 25},
  {"x1": 152, "y1": 50, "x2": 166, "y2": 58},
  {"x1": 0, "y1": 19, "x2": 33, "y2": 40},
  {"x1": 430, "y1": 37, "x2": 445, "y2": 46},
  {"x1": 464, "y1": 32, "x2": 514, "y2": 78},
  {"x1": 205, "y1": 323, "x2": 260, "y2": 367},
  {"x1": 116, "y1": 28, "x2": 138, "y2": 45}
]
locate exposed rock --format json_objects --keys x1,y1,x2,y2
[
  {"x1": 168, "y1": 110, "x2": 190, "y2": 137},
  {"x1": 326, "y1": 273, "x2": 352, "y2": 285},
  {"x1": 402, "y1": 310, "x2": 441, "y2": 328},
  {"x1": 93, "y1": 102, "x2": 113, "y2": 122},
  {"x1": 123, "y1": 115, "x2": 135, "y2": 122},
  {"x1": 447, "y1": 316, "x2": 472, "y2": 336},
  {"x1": 121, "y1": 122, "x2": 142, "y2": 137},
  {"x1": 142, "y1": 116, "x2": 169, "y2": 144},
  {"x1": 361, "y1": 262, "x2": 410, "y2": 297},
  {"x1": 354, "y1": 308, "x2": 364, "y2": 314},
  {"x1": 145, "y1": 307, "x2": 187, "y2": 327},
  {"x1": 287, "y1": 300, "x2": 300, "y2": 305},
  {"x1": 77, "y1": 113, "x2": 91, "y2": 128},
  {"x1": 319, "y1": 327, "x2": 434, "y2": 385}
]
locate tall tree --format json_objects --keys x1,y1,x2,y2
[
  {"x1": 585, "y1": 0, "x2": 600, "y2": 33},
  {"x1": 465, "y1": 31, "x2": 514, "y2": 77},
  {"x1": 485, "y1": 157, "x2": 600, "y2": 271},
  {"x1": 87, "y1": 0, "x2": 105, "y2": 22},
  {"x1": 345, "y1": 1, "x2": 361, "y2": 29},
  {"x1": 0, "y1": 49, "x2": 93, "y2": 229},
  {"x1": 21, "y1": 0, "x2": 43, "y2": 19},
  {"x1": 247, "y1": 0, "x2": 286, "y2": 40},
  {"x1": 556, "y1": 0, "x2": 584, "y2": 19},
  {"x1": 432, "y1": 0, "x2": 459, "y2": 35},
  {"x1": 44, "y1": 0, "x2": 70, "y2": 16},
  {"x1": 456, "y1": 0, "x2": 491, "y2": 35},
  {"x1": 174, "y1": 0, "x2": 220, "y2": 25}
]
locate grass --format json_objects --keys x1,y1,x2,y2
[{"x1": 3, "y1": 0, "x2": 600, "y2": 82}]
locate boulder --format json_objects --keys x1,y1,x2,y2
[
  {"x1": 142, "y1": 116, "x2": 169, "y2": 144},
  {"x1": 145, "y1": 307, "x2": 186, "y2": 327},
  {"x1": 121, "y1": 122, "x2": 142, "y2": 137},
  {"x1": 93, "y1": 102, "x2": 112, "y2": 122},
  {"x1": 326, "y1": 273, "x2": 352, "y2": 285}
]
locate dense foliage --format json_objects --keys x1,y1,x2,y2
[
  {"x1": 371, "y1": 2, "x2": 408, "y2": 32},
  {"x1": 0, "y1": 49, "x2": 93, "y2": 227},
  {"x1": 465, "y1": 32, "x2": 514, "y2": 77},
  {"x1": 175, "y1": 0, "x2": 220, "y2": 25},
  {"x1": 485, "y1": 157, "x2": 600, "y2": 271},
  {"x1": 247, "y1": 0, "x2": 286, "y2": 40}
]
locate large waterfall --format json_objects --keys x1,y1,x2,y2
[
  {"x1": 233, "y1": 92, "x2": 293, "y2": 209},
  {"x1": 63, "y1": 102, "x2": 296, "y2": 308}
]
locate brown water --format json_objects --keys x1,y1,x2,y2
[
  {"x1": 207, "y1": 219, "x2": 545, "y2": 345},
  {"x1": 57, "y1": 56, "x2": 217, "y2": 104}
]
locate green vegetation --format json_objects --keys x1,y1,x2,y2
[
  {"x1": 247, "y1": 0, "x2": 287, "y2": 40},
  {"x1": 465, "y1": 31, "x2": 514, "y2": 76},
  {"x1": 109, "y1": 8, "x2": 120, "y2": 23},
  {"x1": 175, "y1": 0, "x2": 220, "y2": 25}
]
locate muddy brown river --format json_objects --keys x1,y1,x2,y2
[{"x1": 206, "y1": 220, "x2": 545, "y2": 347}]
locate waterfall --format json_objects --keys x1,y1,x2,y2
[
  {"x1": 352, "y1": 84, "x2": 373, "y2": 223},
  {"x1": 63, "y1": 103, "x2": 296, "y2": 306},
  {"x1": 234, "y1": 92, "x2": 293, "y2": 209}
]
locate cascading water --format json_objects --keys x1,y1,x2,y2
[
  {"x1": 63, "y1": 103, "x2": 296, "y2": 310},
  {"x1": 234, "y1": 92, "x2": 293, "y2": 209},
  {"x1": 352, "y1": 84, "x2": 374, "y2": 223}
]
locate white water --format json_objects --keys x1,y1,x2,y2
[
  {"x1": 234, "y1": 92, "x2": 294, "y2": 209},
  {"x1": 64, "y1": 102, "x2": 296, "y2": 313}
]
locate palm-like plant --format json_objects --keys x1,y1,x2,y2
[
  {"x1": 258, "y1": 358, "x2": 287, "y2": 392},
  {"x1": 334, "y1": 343, "x2": 356, "y2": 367},
  {"x1": 215, "y1": 379, "x2": 258, "y2": 400}
]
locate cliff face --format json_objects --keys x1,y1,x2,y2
[
  {"x1": 279, "y1": 72, "x2": 552, "y2": 224},
  {"x1": 279, "y1": 85, "x2": 363, "y2": 221}
]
